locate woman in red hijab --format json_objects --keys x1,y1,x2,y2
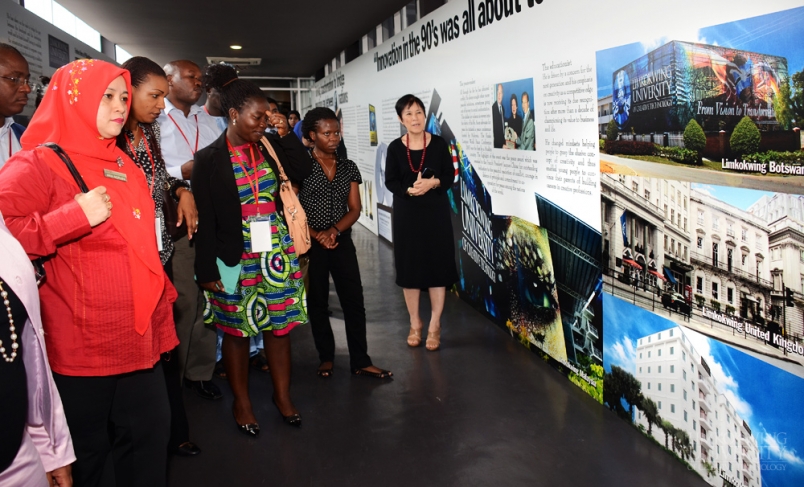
[{"x1": 0, "y1": 60, "x2": 178, "y2": 487}]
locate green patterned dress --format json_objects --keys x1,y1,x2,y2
[{"x1": 203, "y1": 142, "x2": 307, "y2": 337}]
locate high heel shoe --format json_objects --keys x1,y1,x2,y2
[
  {"x1": 272, "y1": 396, "x2": 302, "y2": 428},
  {"x1": 407, "y1": 327, "x2": 422, "y2": 347},
  {"x1": 232, "y1": 409, "x2": 260, "y2": 437},
  {"x1": 426, "y1": 329, "x2": 441, "y2": 351}
]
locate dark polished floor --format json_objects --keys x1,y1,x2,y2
[{"x1": 169, "y1": 225, "x2": 707, "y2": 487}]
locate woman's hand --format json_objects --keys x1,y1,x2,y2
[
  {"x1": 270, "y1": 113, "x2": 290, "y2": 137},
  {"x1": 75, "y1": 186, "x2": 112, "y2": 227},
  {"x1": 409, "y1": 173, "x2": 439, "y2": 196},
  {"x1": 176, "y1": 187, "x2": 198, "y2": 239},
  {"x1": 47, "y1": 465, "x2": 72, "y2": 486},
  {"x1": 313, "y1": 228, "x2": 338, "y2": 249},
  {"x1": 200, "y1": 280, "x2": 225, "y2": 293}
]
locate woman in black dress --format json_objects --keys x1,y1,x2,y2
[{"x1": 385, "y1": 95, "x2": 457, "y2": 351}]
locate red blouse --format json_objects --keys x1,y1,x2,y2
[{"x1": 0, "y1": 150, "x2": 178, "y2": 376}]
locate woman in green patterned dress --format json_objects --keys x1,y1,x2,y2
[{"x1": 192, "y1": 80, "x2": 311, "y2": 434}]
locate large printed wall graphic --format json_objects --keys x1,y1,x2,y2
[{"x1": 313, "y1": 1, "x2": 804, "y2": 486}]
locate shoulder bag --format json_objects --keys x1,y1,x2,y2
[
  {"x1": 259, "y1": 136, "x2": 311, "y2": 255},
  {"x1": 31, "y1": 143, "x2": 89, "y2": 284}
]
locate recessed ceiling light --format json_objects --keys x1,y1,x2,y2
[{"x1": 230, "y1": 45, "x2": 242, "y2": 50}]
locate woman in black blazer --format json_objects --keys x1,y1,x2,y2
[{"x1": 192, "y1": 80, "x2": 311, "y2": 434}]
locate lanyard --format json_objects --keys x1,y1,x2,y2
[
  {"x1": 167, "y1": 112, "x2": 199, "y2": 154},
  {"x1": 124, "y1": 130, "x2": 157, "y2": 194},
  {"x1": 226, "y1": 139, "x2": 261, "y2": 211},
  {"x1": 7, "y1": 130, "x2": 11, "y2": 158}
]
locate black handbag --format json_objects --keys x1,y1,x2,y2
[
  {"x1": 31, "y1": 143, "x2": 89, "y2": 284},
  {"x1": 162, "y1": 185, "x2": 186, "y2": 241}
]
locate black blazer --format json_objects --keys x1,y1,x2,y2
[{"x1": 192, "y1": 131, "x2": 312, "y2": 283}]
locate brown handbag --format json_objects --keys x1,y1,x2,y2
[{"x1": 259, "y1": 137, "x2": 311, "y2": 255}]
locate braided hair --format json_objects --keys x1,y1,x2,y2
[
  {"x1": 301, "y1": 107, "x2": 338, "y2": 141},
  {"x1": 122, "y1": 56, "x2": 166, "y2": 88},
  {"x1": 220, "y1": 79, "x2": 265, "y2": 118},
  {"x1": 202, "y1": 63, "x2": 238, "y2": 93}
]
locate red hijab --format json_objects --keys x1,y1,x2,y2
[{"x1": 21, "y1": 59, "x2": 164, "y2": 336}]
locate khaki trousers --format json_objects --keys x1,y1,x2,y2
[{"x1": 172, "y1": 236, "x2": 217, "y2": 381}]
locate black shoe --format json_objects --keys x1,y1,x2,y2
[
  {"x1": 232, "y1": 410, "x2": 259, "y2": 437},
  {"x1": 172, "y1": 441, "x2": 202, "y2": 456},
  {"x1": 272, "y1": 396, "x2": 302, "y2": 428},
  {"x1": 185, "y1": 380, "x2": 223, "y2": 400}
]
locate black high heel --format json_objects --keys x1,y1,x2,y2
[
  {"x1": 232, "y1": 409, "x2": 260, "y2": 437},
  {"x1": 272, "y1": 396, "x2": 302, "y2": 428}
]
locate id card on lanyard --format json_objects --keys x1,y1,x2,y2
[
  {"x1": 125, "y1": 131, "x2": 163, "y2": 252},
  {"x1": 249, "y1": 216, "x2": 272, "y2": 253},
  {"x1": 228, "y1": 140, "x2": 272, "y2": 253}
]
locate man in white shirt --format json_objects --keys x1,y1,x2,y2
[
  {"x1": 0, "y1": 44, "x2": 31, "y2": 168},
  {"x1": 157, "y1": 60, "x2": 222, "y2": 401},
  {"x1": 202, "y1": 63, "x2": 237, "y2": 133}
]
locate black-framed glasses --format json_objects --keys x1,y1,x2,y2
[{"x1": 0, "y1": 75, "x2": 35, "y2": 89}]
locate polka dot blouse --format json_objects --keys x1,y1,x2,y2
[{"x1": 299, "y1": 153, "x2": 362, "y2": 231}]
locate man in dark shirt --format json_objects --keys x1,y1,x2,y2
[{"x1": 491, "y1": 83, "x2": 505, "y2": 149}]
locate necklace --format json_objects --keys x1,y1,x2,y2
[
  {"x1": 0, "y1": 279, "x2": 19, "y2": 363},
  {"x1": 406, "y1": 133, "x2": 427, "y2": 173},
  {"x1": 313, "y1": 150, "x2": 336, "y2": 179}
]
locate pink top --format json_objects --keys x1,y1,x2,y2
[{"x1": 0, "y1": 216, "x2": 75, "y2": 479}]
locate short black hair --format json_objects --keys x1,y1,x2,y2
[
  {"x1": 265, "y1": 96, "x2": 278, "y2": 107},
  {"x1": 301, "y1": 107, "x2": 338, "y2": 141},
  {"x1": 122, "y1": 56, "x2": 166, "y2": 88},
  {"x1": 395, "y1": 94, "x2": 425, "y2": 117},
  {"x1": 521, "y1": 92, "x2": 529, "y2": 103},
  {"x1": 510, "y1": 93, "x2": 518, "y2": 104},
  {"x1": 220, "y1": 79, "x2": 265, "y2": 116},
  {"x1": 0, "y1": 43, "x2": 23, "y2": 61},
  {"x1": 203, "y1": 63, "x2": 238, "y2": 92},
  {"x1": 288, "y1": 110, "x2": 301, "y2": 119}
]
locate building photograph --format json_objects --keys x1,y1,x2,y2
[
  {"x1": 604, "y1": 294, "x2": 804, "y2": 487},
  {"x1": 602, "y1": 173, "x2": 804, "y2": 365}
]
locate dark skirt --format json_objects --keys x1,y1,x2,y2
[{"x1": 392, "y1": 191, "x2": 458, "y2": 289}]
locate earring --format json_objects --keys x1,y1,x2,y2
[{"x1": 233, "y1": 119, "x2": 237, "y2": 126}]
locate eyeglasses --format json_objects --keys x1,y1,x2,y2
[{"x1": 0, "y1": 75, "x2": 36, "y2": 89}]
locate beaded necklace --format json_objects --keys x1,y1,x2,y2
[
  {"x1": 0, "y1": 279, "x2": 19, "y2": 362},
  {"x1": 406, "y1": 133, "x2": 427, "y2": 173}
]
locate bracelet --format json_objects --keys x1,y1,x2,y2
[{"x1": 333, "y1": 225, "x2": 341, "y2": 236}]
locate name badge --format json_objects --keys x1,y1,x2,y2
[
  {"x1": 250, "y1": 220, "x2": 273, "y2": 253},
  {"x1": 155, "y1": 217, "x2": 163, "y2": 252},
  {"x1": 103, "y1": 169, "x2": 127, "y2": 182}
]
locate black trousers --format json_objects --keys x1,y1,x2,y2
[
  {"x1": 53, "y1": 364, "x2": 170, "y2": 487},
  {"x1": 308, "y1": 231, "x2": 372, "y2": 369},
  {"x1": 161, "y1": 257, "x2": 190, "y2": 450}
]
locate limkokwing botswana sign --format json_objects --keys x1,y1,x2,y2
[{"x1": 611, "y1": 40, "x2": 788, "y2": 133}]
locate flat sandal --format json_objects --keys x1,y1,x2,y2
[{"x1": 352, "y1": 367, "x2": 393, "y2": 379}]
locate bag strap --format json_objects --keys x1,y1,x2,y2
[
  {"x1": 40, "y1": 143, "x2": 90, "y2": 193},
  {"x1": 259, "y1": 136, "x2": 289, "y2": 183}
]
